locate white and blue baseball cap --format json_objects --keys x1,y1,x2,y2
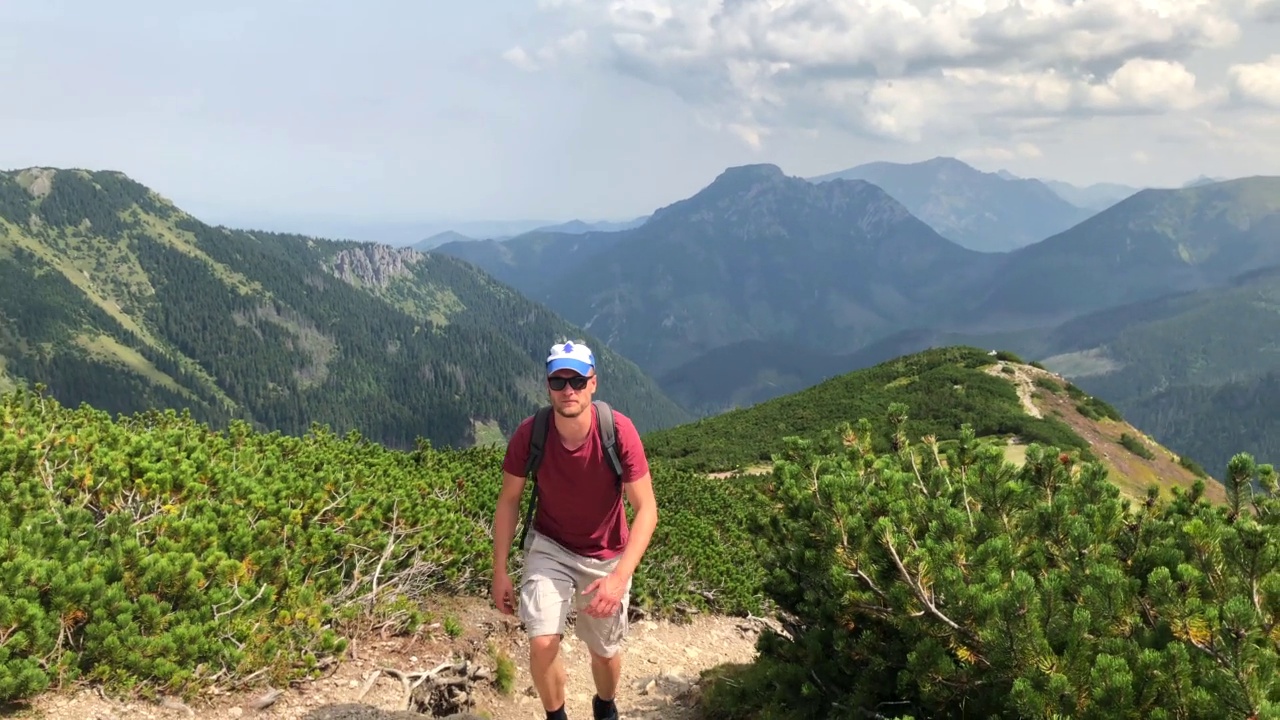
[{"x1": 546, "y1": 341, "x2": 595, "y2": 376}]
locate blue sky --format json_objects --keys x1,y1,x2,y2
[{"x1": 3, "y1": 1, "x2": 1278, "y2": 243}]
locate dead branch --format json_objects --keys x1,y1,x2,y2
[
  {"x1": 310, "y1": 488, "x2": 353, "y2": 525},
  {"x1": 356, "y1": 669, "x2": 381, "y2": 702},
  {"x1": 211, "y1": 582, "x2": 268, "y2": 620},
  {"x1": 883, "y1": 530, "x2": 976, "y2": 645},
  {"x1": 248, "y1": 687, "x2": 284, "y2": 710},
  {"x1": 157, "y1": 695, "x2": 195, "y2": 717}
]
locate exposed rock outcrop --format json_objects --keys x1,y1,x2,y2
[{"x1": 330, "y1": 245, "x2": 423, "y2": 288}]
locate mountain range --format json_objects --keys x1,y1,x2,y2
[
  {"x1": 3, "y1": 155, "x2": 1277, "y2": 479},
  {"x1": 430, "y1": 160, "x2": 1280, "y2": 475},
  {"x1": 0, "y1": 167, "x2": 690, "y2": 450},
  {"x1": 808, "y1": 156, "x2": 1097, "y2": 252}
]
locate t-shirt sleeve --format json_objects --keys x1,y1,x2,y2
[
  {"x1": 613, "y1": 411, "x2": 650, "y2": 483},
  {"x1": 502, "y1": 416, "x2": 533, "y2": 477}
]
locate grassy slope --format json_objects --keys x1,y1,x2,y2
[
  {"x1": 643, "y1": 346, "x2": 1221, "y2": 503},
  {"x1": 989, "y1": 359, "x2": 1222, "y2": 503},
  {"x1": 0, "y1": 175, "x2": 244, "y2": 410}
]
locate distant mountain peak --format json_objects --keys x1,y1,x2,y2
[
  {"x1": 647, "y1": 163, "x2": 796, "y2": 224},
  {"x1": 804, "y1": 156, "x2": 1093, "y2": 252},
  {"x1": 919, "y1": 155, "x2": 971, "y2": 169},
  {"x1": 714, "y1": 163, "x2": 786, "y2": 182}
]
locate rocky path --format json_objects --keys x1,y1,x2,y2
[
  {"x1": 986, "y1": 361, "x2": 1043, "y2": 418},
  {"x1": 13, "y1": 597, "x2": 762, "y2": 720}
]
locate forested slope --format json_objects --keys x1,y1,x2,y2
[{"x1": 0, "y1": 167, "x2": 690, "y2": 449}]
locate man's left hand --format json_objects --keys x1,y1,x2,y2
[{"x1": 581, "y1": 572, "x2": 628, "y2": 618}]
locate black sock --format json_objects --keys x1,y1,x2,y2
[
  {"x1": 593, "y1": 695, "x2": 617, "y2": 718},
  {"x1": 546, "y1": 704, "x2": 568, "y2": 720}
]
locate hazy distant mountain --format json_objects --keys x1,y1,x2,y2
[
  {"x1": 532, "y1": 163, "x2": 1000, "y2": 377},
  {"x1": 1038, "y1": 179, "x2": 1142, "y2": 211},
  {"x1": 967, "y1": 176, "x2": 1280, "y2": 329},
  {"x1": 532, "y1": 216, "x2": 649, "y2": 234},
  {"x1": 808, "y1": 156, "x2": 1094, "y2": 252},
  {"x1": 1183, "y1": 175, "x2": 1230, "y2": 188},
  {"x1": 432, "y1": 228, "x2": 630, "y2": 293},
  {"x1": 414, "y1": 230, "x2": 474, "y2": 250}
]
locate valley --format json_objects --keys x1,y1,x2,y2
[
  {"x1": 5, "y1": 158, "x2": 1276, "y2": 489},
  {"x1": 430, "y1": 159, "x2": 1280, "y2": 481}
]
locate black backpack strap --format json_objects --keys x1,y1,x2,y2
[
  {"x1": 519, "y1": 406, "x2": 553, "y2": 550},
  {"x1": 593, "y1": 400, "x2": 624, "y2": 491}
]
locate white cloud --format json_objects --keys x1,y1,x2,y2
[
  {"x1": 958, "y1": 141, "x2": 1043, "y2": 161},
  {"x1": 1246, "y1": 0, "x2": 1280, "y2": 21},
  {"x1": 502, "y1": 30, "x2": 590, "y2": 72},
  {"x1": 501, "y1": 46, "x2": 539, "y2": 72},
  {"x1": 1228, "y1": 55, "x2": 1280, "y2": 108},
  {"x1": 513, "y1": 0, "x2": 1253, "y2": 146}
]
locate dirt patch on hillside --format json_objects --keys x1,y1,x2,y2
[
  {"x1": 984, "y1": 362, "x2": 1042, "y2": 419},
  {"x1": 993, "y1": 361, "x2": 1226, "y2": 505},
  {"x1": 12, "y1": 596, "x2": 761, "y2": 720},
  {"x1": 705, "y1": 463, "x2": 772, "y2": 479}
]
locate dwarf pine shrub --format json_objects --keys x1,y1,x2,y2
[
  {"x1": 701, "y1": 412, "x2": 1280, "y2": 719},
  {"x1": 0, "y1": 386, "x2": 769, "y2": 702}
]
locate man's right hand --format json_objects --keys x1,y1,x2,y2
[{"x1": 492, "y1": 573, "x2": 516, "y2": 615}]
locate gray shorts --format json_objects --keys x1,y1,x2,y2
[{"x1": 519, "y1": 531, "x2": 631, "y2": 658}]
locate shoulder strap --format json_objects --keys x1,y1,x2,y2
[
  {"x1": 519, "y1": 406, "x2": 553, "y2": 550},
  {"x1": 525, "y1": 405, "x2": 553, "y2": 476},
  {"x1": 593, "y1": 400, "x2": 624, "y2": 489}
]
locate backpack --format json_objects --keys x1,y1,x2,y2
[{"x1": 518, "y1": 399, "x2": 624, "y2": 551}]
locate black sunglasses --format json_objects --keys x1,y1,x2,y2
[{"x1": 548, "y1": 375, "x2": 591, "y2": 391}]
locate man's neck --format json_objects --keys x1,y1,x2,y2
[{"x1": 554, "y1": 405, "x2": 593, "y2": 449}]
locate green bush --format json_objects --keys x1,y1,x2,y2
[
  {"x1": 701, "y1": 411, "x2": 1280, "y2": 720},
  {"x1": 1120, "y1": 432, "x2": 1156, "y2": 459},
  {"x1": 0, "y1": 387, "x2": 768, "y2": 702},
  {"x1": 1033, "y1": 376, "x2": 1062, "y2": 393},
  {"x1": 1180, "y1": 455, "x2": 1209, "y2": 478}
]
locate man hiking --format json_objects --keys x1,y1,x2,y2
[{"x1": 491, "y1": 340, "x2": 659, "y2": 720}]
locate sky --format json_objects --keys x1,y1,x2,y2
[{"x1": 2, "y1": 0, "x2": 1279, "y2": 243}]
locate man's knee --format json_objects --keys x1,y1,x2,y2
[{"x1": 529, "y1": 633, "x2": 561, "y2": 661}]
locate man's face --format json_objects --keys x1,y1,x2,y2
[{"x1": 547, "y1": 368, "x2": 595, "y2": 418}]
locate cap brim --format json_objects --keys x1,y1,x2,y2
[{"x1": 547, "y1": 358, "x2": 593, "y2": 376}]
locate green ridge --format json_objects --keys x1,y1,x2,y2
[{"x1": 643, "y1": 346, "x2": 1088, "y2": 473}]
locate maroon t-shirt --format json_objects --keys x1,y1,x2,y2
[{"x1": 502, "y1": 404, "x2": 649, "y2": 560}]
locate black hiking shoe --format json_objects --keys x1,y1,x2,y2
[{"x1": 593, "y1": 695, "x2": 619, "y2": 719}]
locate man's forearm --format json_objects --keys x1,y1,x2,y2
[
  {"x1": 613, "y1": 503, "x2": 657, "y2": 581},
  {"x1": 493, "y1": 500, "x2": 519, "y2": 574}
]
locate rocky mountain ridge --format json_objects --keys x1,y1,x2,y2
[{"x1": 329, "y1": 244, "x2": 423, "y2": 288}]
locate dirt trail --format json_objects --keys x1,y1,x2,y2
[
  {"x1": 985, "y1": 361, "x2": 1042, "y2": 418},
  {"x1": 14, "y1": 597, "x2": 761, "y2": 720}
]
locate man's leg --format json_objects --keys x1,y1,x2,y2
[
  {"x1": 519, "y1": 533, "x2": 575, "y2": 716},
  {"x1": 530, "y1": 633, "x2": 567, "y2": 712},
  {"x1": 573, "y1": 557, "x2": 631, "y2": 719},
  {"x1": 589, "y1": 646, "x2": 623, "y2": 702}
]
